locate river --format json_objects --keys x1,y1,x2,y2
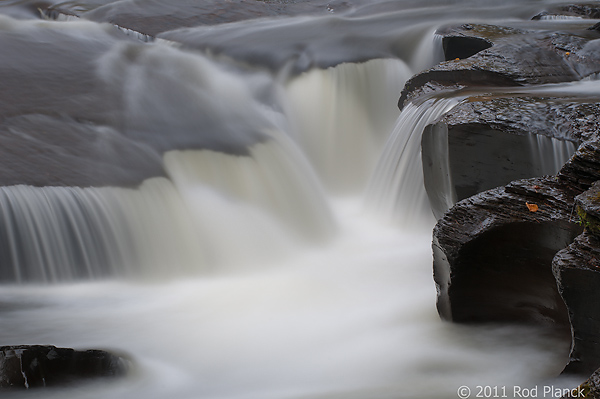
[{"x1": 0, "y1": 0, "x2": 590, "y2": 398}]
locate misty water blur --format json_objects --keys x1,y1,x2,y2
[{"x1": 0, "y1": 0, "x2": 592, "y2": 398}]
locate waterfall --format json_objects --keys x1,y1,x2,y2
[
  {"x1": 528, "y1": 135, "x2": 578, "y2": 176},
  {"x1": 284, "y1": 58, "x2": 412, "y2": 193},
  {"x1": 0, "y1": 135, "x2": 335, "y2": 283},
  {"x1": 0, "y1": 179, "x2": 205, "y2": 282},
  {"x1": 0, "y1": 2, "x2": 580, "y2": 398},
  {"x1": 365, "y1": 97, "x2": 461, "y2": 227},
  {"x1": 163, "y1": 138, "x2": 336, "y2": 243}
]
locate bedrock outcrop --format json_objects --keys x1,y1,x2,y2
[
  {"x1": 399, "y1": 22, "x2": 600, "y2": 109},
  {"x1": 433, "y1": 176, "x2": 581, "y2": 328},
  {"x1": 0, "y1": 345, "x2": 129, "y2": 389},
  {"x1": 554, "y1": 180, "x2": 600, "y2": 375},
  {"x1": 431, "y1": 121, "x2": 600, "y2": 374},
  {"x1": 418, "y1": 16, "x2": 600, "y2": 377},
  {"x1": 422, "y1": 97, "x2": 600, "y2": 218}
]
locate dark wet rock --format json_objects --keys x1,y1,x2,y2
[
  {"x1": 562, "y1": 366, "x2": 600, "y2": 398},
  {"x1": 0, "y1": 17, "x2": 119, "y2": 126},
  {"x1": 430, "y1": 100, "x2": 600, "y2": 373},
  {"x1": 560, "y1": 141, "x2": 600, "y2": 192},
  {"x1": 422, "y1": 97, "x2": 599, "y2": 218},
  {"x1": 555, "y1": 231, "x2": 600, "y2": 376},
  {"x1": 562, "y1": 4, "x2": 600, "y2": 19},
  {"x1": 0, "y1": 345, "x2": 129, "y2": 389},
  {"x1": 554, "y1": 181, "x2": 600, "y2": 375},
  {"x1": 442, "y1": 35, "x2": 492, "y2": 61},
  {"x1": 433, "y1": 176, "x2": 580, "y2": 333},
  {"x1": 576, "y1": 181, "x2": 600, "y2": 234},
  {"x1": 399, "y1": 23, "x2": 600, "y2": 109},
  {"x1": 0, "y1": 2, "x2": 49, "y2": 19}
]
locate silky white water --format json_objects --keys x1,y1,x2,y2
[
  {"x1": 0, "y1": 0, "x2": 589, "y2": 398},
  {"x1": 366, "y1": 98, "x2": 462, "y2": 227},
  {"x1": 0, "y1": 200, "x2": 572, "y2": 399}
]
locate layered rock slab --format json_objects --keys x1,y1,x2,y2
[
  {"x1": 432, "y1": 127, "x2": 600, "y2": 374},
  {"x1": 422, "y1": 96, "x2": 599, "y2": 218},
  {"x1": 422, "y1": 19, "x2": 600, "y2": 376},
  {"x1": 433, "y1": 176, "x2": 581, "y2": 330},
  {"x1": 400, "y1": 22, "x2": 600, "y2": 109},
  {"x1": 554, "y1": 180, "x2": 600, "y2": 375}
]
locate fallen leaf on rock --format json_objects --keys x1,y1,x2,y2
[{"x1": 526, "y1": 202, "x2": 539, "y2": 212}]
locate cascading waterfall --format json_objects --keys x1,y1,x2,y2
[
  {"x1": 163, "y1": 137, "x2": 336, "y2": 243},
  {"x1": 365, "y1": 97, "x2": 462, "y2": 226},
  {"x1": 285, "y1": 58, "x2": 413, "y2": 193},
  {"x1": 0, "y1": 134, "x2": 336, "y2": 282},
  {"x1": 0, "y1": 179, "x2": 202, "y2": 282},
  {"x1": 528, "y1": 135, "x2": 578, "y2": 176},
  {"x1": 0, "y1": 1, "x2": 588, "y2": 398}
]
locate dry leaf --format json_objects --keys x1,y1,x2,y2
[{"x1": 526, "y1": 202, "x2": 539, "y2": 212}]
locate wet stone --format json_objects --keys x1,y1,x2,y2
[{"x1": 0, "y1": 345, "x2": 129, "y2": 389}]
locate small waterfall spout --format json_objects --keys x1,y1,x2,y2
[
  {"x1": 365, "y1": 97, "x2": 461, "y2": 227},
  {"x1": 528, "y1": 134, "x2": 577, "y2": 175}
]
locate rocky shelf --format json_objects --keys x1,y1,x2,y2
[{"x1": 410, "y1": 5, "x2": 600, "y2": 385}]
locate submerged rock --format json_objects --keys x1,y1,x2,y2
[
  {"x1": 42, "y1": 0, "x2": 356, "y2": 36},
  {"x1": 0, "y1": 345, "x2": 129, "y2": 389},
  {"x1": 534, "y1": 4, "x2": 600, "y2": 20}
]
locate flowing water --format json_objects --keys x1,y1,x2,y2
[{"x1": 0, "y1": 0, "x2": 592, "y2": 398}]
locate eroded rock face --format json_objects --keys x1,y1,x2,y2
[
  {"x1": 422, "y1": 97, "x2": 598, "y2": 218},
  {"x1": 554, "y1": 232, "x2": 600, "y2": 376},
  {"x1": 0, "y1": 345, "x2": 129, "y2": 389},
  {"x1": 560, "y1": 141, "x2": 600, "y2": 192},
  {"x1": 433, "y1": 176, "x2": 581, "y2": 331},
  {"x1": 431, "y1": 123, "x2": 600, "y2": 373},
  {"x1": 420, "y1": 20, "x2": 600, "y2": 374},
  {"x1": 554, "y1": 181, "x2": 600, "y2": 375}
]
